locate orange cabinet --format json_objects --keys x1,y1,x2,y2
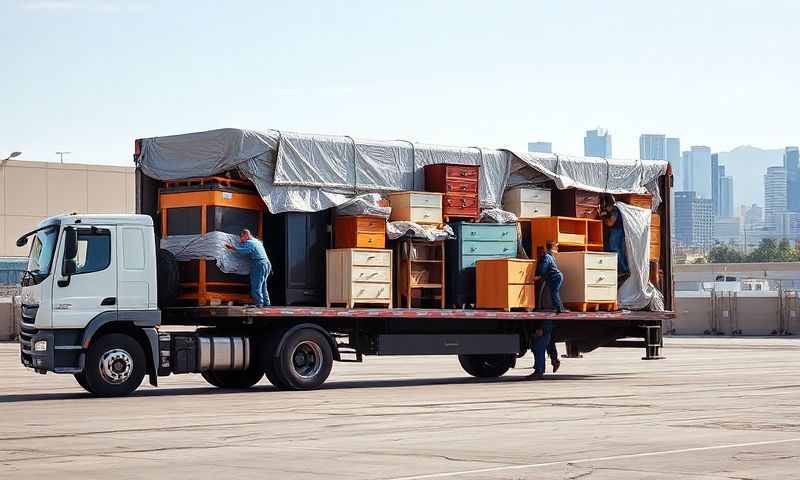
[
  {"x1": 334, "y1": 215, "x2": 387, "y2": 249},
  {"x1": 523, "y1": 216, "x2": 603, "y2": 259},
  {"x1": 618, "y1": 193, "x2": 653, "y2": 209},
  {"x1": 475, "y1": 258, "x2": 536, "y2": 311},
  {"x1": 650, "y1": 213, "x2": 661, "y2": 261}
]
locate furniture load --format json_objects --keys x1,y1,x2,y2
[
  {"x1": 523, "y1": 216, "x2": 603, "y2": 258},
  {"x1": 552, "y1": 188, "x2": 601, "y2": 219},
  {"x1": 387, "y1": 191, "x2": 444, "y2": 224},
  {"x1": 617, "y1": 193, "x2": 653, "y2": 210},
  {"x1": 266, "y1": 211, "x2": 330, "y2": 306},
  {"x1": 475, "y1": 258, "x2": 536, "y2": 311},
  {"x1": 423, "y1": 163, "x2": 480, "y2": 221},
  {"x1": 159, "y1": 182, "x2": 264, "y2": 305},
  {"x1": 555, "y1": 251, "x2": 618, "y2": 311},
  {"x1": 326, "y1": 248, "x2": 393, "y2": 308},
  {"x1": 446, "y1": 222, "x2": 518, "y2": 308},
  {"x1": 334, "y1": 215, "x2": 387, "y2": 249},
  {"x1": 502, "y1": 187, "x2": 551, "y2": 219},
  {"x1": 650, "y1": 213, "x2": 661, "y2": 261},
  {"x1": 395, "y1": 239, "x2": 445, "y2": 308}
]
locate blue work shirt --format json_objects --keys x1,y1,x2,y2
[
  {"x1": 232, "y1": 238, "x2": 268, "y2": 262},
  {"x1": 536, "y1": 251, "x2": 563, "y2": 284}
]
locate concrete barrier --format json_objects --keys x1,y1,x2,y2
[
  {"x1": 0, "y1": 297, "x2": 15, "y2": 340},
  {"x1": 672, "y1": 293, "x2": 797, "y2": 336}
]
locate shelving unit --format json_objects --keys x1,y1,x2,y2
[
  {"x1": 521, "y1": 216, "x2": 604, "y2": 258},
  {"x1": 395, "y1": 239, "x2": 445, "y2": 308}
]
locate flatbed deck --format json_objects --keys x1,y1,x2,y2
[{"x1": 164, "y1": 305, "x2": 675, "y2": 323}]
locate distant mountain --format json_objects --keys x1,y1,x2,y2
[{"x1": 716, "y1": 145, "x2": 784, "y2": 208}]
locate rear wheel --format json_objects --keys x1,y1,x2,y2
[
  {"x1": 82, "y1": 333, "x2": 146, "y2": 397},
  {"x1": 458, "y1": 354, "x2": 515, "y2": 378},
  {"x1": 74, "y1": 372, "x2": 91, "y2": 392},
  {"x1": 273, "y1": 329, "x2": 333, "y2": 390}
]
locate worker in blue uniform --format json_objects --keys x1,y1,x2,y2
[
  {"x1": 600, "y1": 203, "x2": 629, "y2": 276},
  {"x1": 529, "y1": 240, "x2": 567, "y2": 380},
  {"x1": 226, "y1": 229, "x2": 271, "y2": 307}
]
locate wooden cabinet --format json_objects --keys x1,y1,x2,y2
[
  {"x1": 334, "y1": 215, "x2": 386, "y2": 249},
  {"x1": 650, "y1": 213, "x2": 661, "y2": 261},
  {"x1": 424, "y1": 164, "x2": 480, "y2": 221},
  {"x1": 446, "y1": 222, "x2": 518, "y2": 307},
  {"x1": 395, "y1": 239, "x2": 445, "y2": 308},
  {"x1": 502, "y1": 187, "x2": 551, "y2": 219},
  {"x1": 555, "y1": 251, "x2": 618, "y2": 311},
  {"x1": 266, "y1": 211, "x2": 330, "y2": 306},
  {"x1": 523, "y1": 216, "x2": 603, "y2": 258},
  {"x1": 617, "y1": 193, "x2": 653, "y2": 210},
  {"x1": 476, "y1": 258, "x2": 536, "y2": 311},
  {"x1": 551, "y1": 188, "x2": 601, "y2": 219},
  {"x1": 326, "y1": 248, "x2": 392, "y2": 308},
  {"x1": 387, "y1": 192, "x2": 444, "y2": 224}
]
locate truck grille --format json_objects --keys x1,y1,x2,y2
[{"x1": 19, "y1": 304, "x2": 39, "y2": 367}]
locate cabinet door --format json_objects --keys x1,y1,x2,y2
[
  {"x1": 285, "y1": 214, "x2": 310, "y2": 291},
  {"x1": 306, "y1": 212, "x2": 329, "y2": 283}
]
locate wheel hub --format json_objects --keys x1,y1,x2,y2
[
  {"x1": 99, "y1": 349, "x2": 133, "y2": 384},
  {"x1": 291, "y1": 341, "x2": 323, "y2": 379}
]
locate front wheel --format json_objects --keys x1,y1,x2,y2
[
  {"x1": 82, "y1": 333, "x2": 146, "y2": 397},
  {"x1": 458, "y1": 354, "x2": 515, "y2": 378}
]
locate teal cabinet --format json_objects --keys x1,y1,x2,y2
[{"x1": 446, "y1": 222, "x2": 517, "y2": 307}]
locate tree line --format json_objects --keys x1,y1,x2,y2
[{"x1": 705, "y1": 239, "x2": 800, "y2": 264}]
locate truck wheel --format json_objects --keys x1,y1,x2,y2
[
  {"x1": 274, "y1": 329, "x2": 333, "y2": 390},
  {"x1": 201, "y1": 369, "x2": 264, "y2": 389},
  {"x1": 262, "y1": 332, "x2": 290, "y2": 389},
  {"x1": 74, "y1": 373, "x2": 91, "y2": 392},
  {"x1": 83, "y1": 333, "x2": 146, "y2": 397},
  {"x1": 458, "y1": 354, "x2": 515, "y2": 378}
]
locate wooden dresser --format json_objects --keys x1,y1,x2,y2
[
  {"x1": 334, "y1": 215, "x2": 387, "y2": 249},
  {"x1": 445, "y1": 222, "x2": 518, "y2": 308},
  {"x1": 395, "y1": 239, "x2": 445, "y2": 308},
  {"x1": 551, "y1": 188, "x2": 601, "y2": 219},
  {"x1": 475, "y1": 258, "x2": 536, "y2": 311},
  {"x1": 326, "y1": 248, "x2": 392, "y2": 308},
  {"x1": 617, "y1": 193, "x2": 653, "y2": 210},
  {"x1": 650, "y1": 213, "x2": 661, "y2": 261},
  {"x1": 423, "y1": 164, "x2": 480, "y2": 222},
  {"x1": 554, "y1": 251, "x2": 618, "y2": 311},
  {"x1": 387, "y1": 191, "x2": 444, "y2": 224},
  {"x1": 502, "y1": 187, "x2": 551, "y2": 219}
]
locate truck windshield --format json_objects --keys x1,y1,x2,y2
[{"x1": 25, "y1": 226, "x2": 59, "y2": 285}]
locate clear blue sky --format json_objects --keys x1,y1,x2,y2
[{"x1": 1, "y1": 0, "x2": 798, "y2": 166}]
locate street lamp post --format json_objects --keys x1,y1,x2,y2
[
  {"x1": 56, "y1": 151, "x2": 71, "y2": 163},
  {"x1": 1, "y1": 151, "x2": 22, "y2": 166}
]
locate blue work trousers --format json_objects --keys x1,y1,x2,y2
[
  {"x1": 607, "y1": 228, "x2": 629, "y2": 274},
  {"x1": 533, "y1": 320, "x2": 554, "y2": 374},
  {"x1": 250, "y1": 259, "x2": 271, "y2": 307},
  {"x1": 547, "y1": 274, "x2": 564, "y2": 311}
]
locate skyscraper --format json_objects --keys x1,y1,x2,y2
[
  {"x1": 681, "y1": 150, "x2": 691, "y2": 191},
  {"x1": 764, "y1": 166, "x2": 788, "y2": 229},
  {"x1": 719, "y1": 175, "x2": 734, "y2": 218},
  {"x1": 674, "y1": 191, "x2": 713, "y2": 249},
  {"x1": 528, "y1": 142, "x2": 553, "y2": 154},
  {"x1": 688, "y1": 146, "x2": 712, "y2": 199},
  {"x1": 666, "y1": 137, "x2": 681, "y2": 188},
  {"x1": 711, "y1": 153, "x2": 721, "y2": 216},
  {"x1": 639, "y1": 134, "x2": 666, "y2": 160},
  {"x1": 784, "y1": 147, "x2": 800, "y2": 212},
  {"x1": 584, "y1": 128, "x2": 612, "y2": 158}
]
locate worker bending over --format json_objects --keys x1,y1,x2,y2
[
  {"x1": 226, "y1": 229, "x2": 271, "y2": 307},
  {"x1": 600, "y1": 202, "x2": 629, "y2": 278}
]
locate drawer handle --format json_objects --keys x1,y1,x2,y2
[
  {"x1": 470, "y1": 247, "x2": 476, "y2": 252},
  {"x1": 597, "y1": 276, "x2": 605, "y2": 282},
  {"x1": 424, "y1": 213, "x2": 431, "y2": 218},
  {"x1": 460, "y1": 185, "x2": 467, "y2": 191},
  {"x1": 367, "y1": 237, "x2": 373, "y2": 243},
  {"x1": 470, "y1": 231, "x2": 476, "y2": 235},
  {"x1": 503, "y1": 247, "x2": 509, "y2": 252},
  {"x1": 460, "y1": 171, "x2": 467, "y2": 177},
  {"x1": 461, "y1": 199, "x2": 467, "y2": 207},
  {"x1": 367, "y1": 255, "x2": 376, "y2": 260},
  {"x1": 501, "y1": 231, "x2": 508, "y2": 236},
  {"x1": 447, "y1": 199, "x2": 453, "y2": 206}
]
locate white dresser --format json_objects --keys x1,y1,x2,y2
[
  {"x1": 387, "y1": 192, "x2": 444, "y2": 224},
  {"x1": 326, "y1": 248, "x2": 393, "y2": 308},
  {"x1": 502, "y1": 187, "x2": 551, "y2": 219},
  {"x1": 555, "y1": 251, "x2": 618, "y2": 310}
]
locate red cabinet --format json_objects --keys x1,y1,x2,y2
[
  {"x1": 551, "y1": 188, "x2": 601, "y2": 219},
  {"x1": 424, "y1": 164, "x2": 480, "y2": 222}
]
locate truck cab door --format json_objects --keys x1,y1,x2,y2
[{"x1": 51, "y1": 226, "x2": 118, "y2": 328}]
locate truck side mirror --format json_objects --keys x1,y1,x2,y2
[{"x1": 60, "y1": 227, "x2": 78, "y2": 285}]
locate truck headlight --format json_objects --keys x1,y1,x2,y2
[{"x1": 34, "y1": 340, "x2": 48, "y2": 352}]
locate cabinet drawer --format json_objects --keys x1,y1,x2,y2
[
  {"x1": 586, "y1": 269, "x2": 616, "y2": 286},
  {"x1": 463, "y1": 253, "x2": 511, "y2": 268},
  {"x1": 351, "y1": 250, "x2": 391, "y2": 267},
  {"x1": 353, "y1": 232, "x2": 386, "y2": 249},
  {"x1": 463, "y1": 241, "x2": 515, "y2": 256},
  {"x1": 586, "y1": 285, "x2": 617, "y2": 302},
  {"x1": 575, "y1": 190, "x2": 600, "y2": 205},
  {"x1": 356, "y1": 217, "x2": 386, "y2": 233},
  {"x1": 507, "y1": 262, "x2": 536, "y2": 284},
  {"x1": 408, "y1": 206, "x2": 443, "y2": 224},
  {"x1": 409, "y1": 193, "x2": 442, "y2": 207},
  {"x1": 352, "y1": 266, "x2": 391, "y2": 283},
  {"x1": 585, "y1": 253, "x2": 616, "y2": 270},
  {"x1": 446, "y1": 165, "x2": 479, "y2": 181},
  {"x1": 507, "y1": 200, "x2": 550, "y2": 219},
  {"x1": 352, "y1": 283, "x2": 391, "y2": 300},
  {"x1": 574, "y1": 204, "x2": 599, "y2": 219},
  {"x1": 461, "y1": 224, "x2": 516, "y2": 242},
  {"x1": 444, "y1": 194, "x2": 479, "y2": 212},
  {"x1": 446, "y1": 180, "x2": 478, "y2": 194},
  {"x1": 505, "y1": 188, "x2": 550, "y2": 203},
  {"x1": 507, "y1": 284, "x2": 535, "y2": 308}
]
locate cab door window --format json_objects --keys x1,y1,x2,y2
[{"x1": 73, "y1": 229, "x2": 111, "y2": 275}]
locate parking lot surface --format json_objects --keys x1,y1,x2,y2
[{"x1": 1, "y1": 337, "x2": 799, "y2": 479}]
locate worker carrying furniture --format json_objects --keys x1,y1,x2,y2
[
  {"x1": 534, "y1": 240, "x2": 568, "y2": 314},
  {"x1": 600, "y1": 202, "x2": 629, "y2": 276},
  {"x1": 226, "y1": 229, "x2": 272, "y2": 307}
]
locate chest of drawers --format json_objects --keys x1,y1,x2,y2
[
  {"x1": 552, "y1": 188, "x2": 601, "y2": 219},
  {"x1": 424, "y1": 164, "x2": 480, "y2": 221},
  {"x1": 334, "y1": 215, "x2": 387, "y2": 249},
  {"x1": 650, "y1": 213, "x2": 661, "y2": 261},
  {"x1": 446, "y1": 222, "x2": 518, "y2": 307},
  {"x1": 617, "y1": 193, "x2": 653, "y2": 210},
  {"x1": 555, "y1": 251, "x2": 618, "y2": 310},
  {"x1": 326, "y1": 248, "x2": 392, "y2": 308},
  {"x1": 387, "y1": 191, "x2": 444, "y2": 224},
  {"x1": 476, "y1": 258, "x2": 536, "y2": 311},
  {"x1": 502, "y1": 187, "x2": 552, "y2": 219}
]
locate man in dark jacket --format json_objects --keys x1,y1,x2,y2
[{"x1": 535, "y1": 241, "x2": 567, "y2": 314}]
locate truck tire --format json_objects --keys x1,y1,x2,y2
[
  {"x1": 74, "y1": 372, "x2": 91, "y2": 392},
  {"x1": 458, "y1": 354, "x2": 515, "y2": 378},
  {"x1": 156, "y1": 249, "x2": 180, "y2": 308},
  {"x1": 201, "y1": 369, "x2": 264, "y2": 389},
  {"x1": 274, "y1": 328, "x2": 333, "y2": 390},
  {"x1": 262, "y1": 332, "x2": 290, "y2": 389},
  {"x1": 83, "y1": 333, "x2": 146, "y2": 397}
]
